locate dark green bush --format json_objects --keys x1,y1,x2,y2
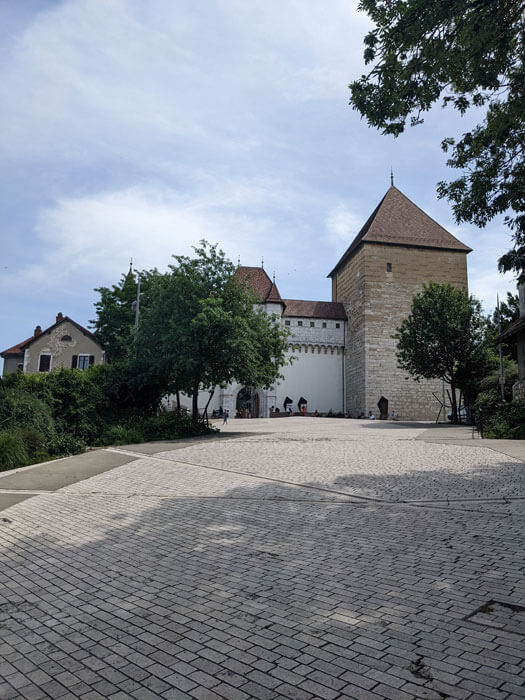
[
  {"x1": 47, "y1": 433, "x2": 86, "y2": 457},
  {"x1": 143, "y1": 411, "x2": 215, "y2": 441},
  {"x1": 99, "y1": 425, "x2": 144, "y2": 446},
  {"x1": 477, "y1": 398, "x2": 525, "y2": 439},
  {"x1": 0, "y1": 431, "x2": 28, "y2": 471}
]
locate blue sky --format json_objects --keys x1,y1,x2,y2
[{"x1": 0, "y1": 0, "x2": 518, "y2": 368}]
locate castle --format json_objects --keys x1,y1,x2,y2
[{"x1": 182, "y1": 185, "x2": 471, "y2": 421}]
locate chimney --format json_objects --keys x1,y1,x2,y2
[
  {"x1": 56, "y1": 312, "x2": 64, "y2": 323},
  {"x1": 34, "y1": 325, "x2": 42, "y2": 336}
]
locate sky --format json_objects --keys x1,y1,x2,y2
[{"x1": 0, "y1": 0, "x2": 518, "y2": 370}]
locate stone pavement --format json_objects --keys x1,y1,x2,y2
[{"x1": 0, "y1": 419, "x2": 524, "y2": 700}]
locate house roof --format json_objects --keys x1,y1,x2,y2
[
  {"x1": 328, "y1": 186, "x2": 472, "y2": 277},
  {"x1": 234, "y1": 266, "x2": 285, "y2": 304},
  {"x1": 1, "y1": 316, "x2": 101, "y2": 358},
  {"x1": 283, "y1": 300, "x2": 347, "y2": 320},
  {"x1": 496, "y1": 316, "x2": 525, "y2": 342},
  {"x1": 1, "y1": 335, "x2": 36, "y2": 358}
]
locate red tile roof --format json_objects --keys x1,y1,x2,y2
[
  {"x1": 283, "y1": 300, "x2": 346, "y2": 320},
  {"x1": 234, "y1": 266, "x2": 284, "y2": 303},
  {"x1": 1, "y1": 317, "x2": 100, "y2": 358},
  {"x1": 329, "y1": 186, "x2": 472, "y2": 277},
  {"x1": 1, "y1": 335, "x2": 36, "y2": 357}
]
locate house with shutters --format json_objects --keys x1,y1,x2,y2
[{"x1": 1, "y1": 312, "x2": 105, "y2": 376}]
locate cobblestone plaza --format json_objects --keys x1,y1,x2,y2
[{"x1": 1, "y1": 419, "x2": 524, "y2": 699}]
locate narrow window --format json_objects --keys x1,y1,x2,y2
[
  {"x1": 285, "y1": 320, "x2": 290, "y2": 326},
  {"x1": 386, "y1": 262, "x2": 392, "y2": 272},
  {"x1": 78, "y1": 355, "x2": 90, "y2": 370},
  {"x1": 297, "y1": 321, "x2": 303, "y2": 327},
  {"x1": 322, "y1": 322, "x2": 327, "y2": 328},
  {"x1": 335, "y1": 323, "x2": 340, "y2": 329},
  {"x1": 17, "y1": 363, "x2": 24, "y2": 371},
  {"x1": 310, "y1": 321, "x2": 315, "y2": 327},
  {"x1": 38, "y1": 354, "x2": 51, "y2": 372}
]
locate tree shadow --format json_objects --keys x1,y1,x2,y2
[{"x1": 0, "y1": 463, "x2": 523, "y2": 699}]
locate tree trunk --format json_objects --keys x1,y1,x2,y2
[
  {"x1": 203, "y1": 389, "x2": 215, "y2": 426},
  {"x1": 176, "y1": 391, "x2": 180, "y2": 411},
  {"x1": 450, "y1": 382, "x2": 458, "y2": 423},
  {"x1": 192, "y1": 379, "x2": 200, "y2": 421}
]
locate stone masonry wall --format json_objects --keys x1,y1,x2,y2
[
  {"x1": 334, "y1": 243, "x2": 468, "y2": 420},
  {"x1": 332, "y1": 248, "x2": 366, "y2": 415}
]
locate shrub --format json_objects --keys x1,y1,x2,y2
[
  {"x1": 0, "y1": 431, "x2": 28, "y2": 471},
  {"x1": 47, "y1": 433, "x2": 86, "y2": 457},
  {"x1": 99, "y1": 425, "x2": 144, "y2": 446},
  {"x1": 478, "y1": 400, "x2": 525, "y2": 440},
  {"x1": 143, "y1": 412, "x2": 216, "y2": 441}
]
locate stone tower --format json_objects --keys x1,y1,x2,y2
[{"x1": 329, "y1": 186, "x2": 471, "y2": 420}]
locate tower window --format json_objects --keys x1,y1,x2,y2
[
  {"x1": 322, "y1": 322, "x2": 327, "y2": 328},
  {"x1": 297, "y1": 321, "x2": 303, "y2": 327},
  {"x1": 336, "y1": 323, "x2": 340, "y2": 328},
  {"x1": 310, "y1": 321, "x2": 315, "y2": 327},
  {"x1": 386, "y1": 262, "x2": 392, "y2": 272},
  {"x1": 285, "y1": 320, "x2": 290, "y2": 326}
]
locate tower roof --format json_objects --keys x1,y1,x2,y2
[
  {"x1": 328, "y1": 186, "x2": 472, "y2": 277},
  {"x1": 233, "y1": 266, "x2": 285, "y2": 304}
]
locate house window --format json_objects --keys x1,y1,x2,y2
[
  {"x1": 38, "y1": 354, "x2": 51, "y2": 372},
  {"x1": 17, "y1": 363, "x2": 24, "y2": 371},
  {"x1": 78, "y1": 355, "x2": 90, "y2": 370},
  {"x1": 310, "y1": 321, "x2": 315, "y2": 327},
  {"x1": 322, "y1": 322, "x2": 327, "y2": 328},
  {"x1": 297, "y1": 321, "x2": 303, "y2": 327},
  {"x1": 285, "y1": 320, "x2": 290, "y2": 326},
  {"x1": 336, "y1": 323, "x2": 340, "y2": 328},
  {"x1": 61, "y1": 334, "x2": 72, "y2": 342},
  {"x1": 386, "y1": 262, "x2": 392, "y2": 272}
]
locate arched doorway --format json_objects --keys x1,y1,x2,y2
[{"x1": 236, "y1": 387, "x2": 259, "y2": 418}]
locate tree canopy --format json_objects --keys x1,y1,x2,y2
[
  {"x1": 92, "y1": 242, "x2": 290, "y2": 419},
  {"x1": 350, "y1": 0, "x2": 525, "y2": 280},
  {"x1": 395, "y1": 282, "x2": 489, "y2": 421}
]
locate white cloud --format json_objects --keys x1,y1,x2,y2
[{"x1": 324, "y1": 202, "x2": 363, "y2": 247}]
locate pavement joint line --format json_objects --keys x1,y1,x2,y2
[
  {"x1": 0, "y1": 489, "x2": 51, "y2": 494},
  {"x1": 105, "y1": 448, "x2": 390, "y2": 503},
  {"x1": 53, "y1": 491, "x2": 370, "y2": 504},
  {"x1": 106, "y1": 447, "x2": 524, "y2": 508}
]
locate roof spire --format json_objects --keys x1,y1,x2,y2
[
  {"x1": 129, "y1": 257, "x2": 133, "y2": 274},
  {"x1": 261, "y1": 256, "x2": 264, "y2": 269},
  {"x1": 390, "y1": 167, "x2": 394, "y2": 187},
  {"x1": 272, "y1": 271, "x2": 276, "y2": 283},
  {"x1": 237, "y1": 255, "x2": 241, "y2": 267}
]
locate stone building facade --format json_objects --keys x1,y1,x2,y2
[
  {"x1": 181, "y1": 185, "x2": 472, "y2": 420},
  {"x1": 1, "y1": 313, "x2": 105, "y2": 375},
  {"x1": 329, "y1": 186, "x2": 470, "y2": 420}
]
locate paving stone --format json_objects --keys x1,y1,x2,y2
[{"x1": 0, "y1": 419, "x2": 523, "y2": 700}]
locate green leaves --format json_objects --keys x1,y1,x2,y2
[
  {"x1": 350, "y1": 0, "x2": 525, "y2": 279},
  {"x1": 395, "y1": 282, "x2": 490, "y2": 420}
]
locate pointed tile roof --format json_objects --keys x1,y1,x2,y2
[
  {"x1": 328, "y1": 186, "x2": 472, "y2": 277},
  {"x1": 234, "y1": 266, "x2": 285, "y2": 305}
]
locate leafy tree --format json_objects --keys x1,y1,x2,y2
[
  {"x1": 395, "y1": 282, "x2": 488, "y2": 422},
  {"x1": 487, "y1": 291, "x2": 520, "y2": 361},
  {"x1": 139, "y1": 242, "x2": 289, "y2": 419},
  {"x1": 350, "y1": 0, "x2": 525, "y2": 279}
]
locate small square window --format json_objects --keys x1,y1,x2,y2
[
  {"x1": 17, "y1": 363, "x2": 24, "y2": 371},
  {"x1": 335, "y1": 323, "x2": 340, "y2": 329},
  {"x1": 297, "y1": 321, "x2": 303, "y2": 327},
  {"x1": 322, "y1": 322, "x2": 327, "y2": 328},
  {"x1": 386, "y1": 262, "x2": 392, "y2": 272},
  {"x1": 310, "y1": 321, "x2": 315, "y2": 327},
  {"x1": 285, "y1": 320, "x2": 290, "y2": 326}
]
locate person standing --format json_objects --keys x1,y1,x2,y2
[{"x1": 223, "y1": 409, "x2": 229, "y2": 425}]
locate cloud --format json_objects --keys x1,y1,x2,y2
[{"x1": 324, "y1": 202, "x2": 363, "y2": 247}]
